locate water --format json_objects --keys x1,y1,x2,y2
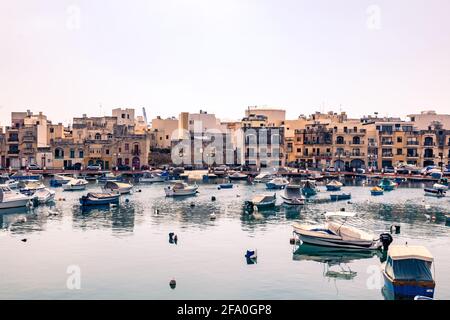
[{"x1": 0, "y1": 178, "x2": 449, "y2": 299}]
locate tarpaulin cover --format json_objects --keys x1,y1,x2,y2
[{"x1": 390, "y1": 258, "x2": 433, "y2": 281}]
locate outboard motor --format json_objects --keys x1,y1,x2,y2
[
  {"x1": 244, "y1": 201, "x2": 254, "y2": 214},
  {"x1": 379, "y1": 233, "x2": 393, "y2": 251}
]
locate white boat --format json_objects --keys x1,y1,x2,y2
[
  {"x1": 19, "y1": 181, "x2": 46, "y2": 196},
  {"x1": 164, "y1": 182, "x2": 198, "y2": 197},
  {"x1": 292, "y1": 212, "x2": 391, "y2": 250},
  {"x1": 266, "y1": 177, "x2": 289, "y2": 189},
  {"x1": 50, "y1": 174, "x2": 73, "y2": 186},
  {"x1": 0, "y1": 179, "x2": 19, "y2": 189},
  {"x1": 326, "y1": 180, "x2": 343, "y2": 191},
  {"x1": 432, "y1": 183, "x2": 448, "y2": 191},
  {"x1": 0, "y1": 185, "x2": 31, "y2": 209},
  {"x1": 254, "y1": 172, "x2": 274, "y2": 183},
  {"x1": 62, "y1": 178, "x2": 89, "y2": 191},
  {"x1": 103, "y1": 181, "x2": 133, "y2": 194},
  {"x1": 281, "y1": 184, "x2": 305, "y2": 205},
  {"x1": 139, "y1": 171, "x2": 165, "y2": 183},
  {"x1": 228, "y1": 172, "x2": 248, "y2": 180},
  {"x1": 424, "y1": 188, "x2": 446, "y2": 197},
  {"x1": 33, "y1": 188, "x2": 56, "y2": 204}
]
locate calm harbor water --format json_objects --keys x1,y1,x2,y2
[{"x1": 0, "y1": 178, "x2": 449, "y2": 300}]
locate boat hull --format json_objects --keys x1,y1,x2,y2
[
  {"x1": 164, "y1": 188, "x2": 198, "y2": 197},
  {"x1": 218, "y1": 184, "x2": 233, "y2": 189},
  {"x1": 80, "y1": 195, "x2": 120, "y2": 206},
  {"x1": 302, "y1": 188, "x2": 317, "y2": 197},
  {"x1": 326, "y1": 185, "x2": 341, "y2": 191},
  {"x1": 266, "y1": 182, "x2": 286, "y2": 189},
  {"x1": 330, "y1": 194, "x2": 351, "y2": 201},
  {"x1": 382, "y1": 272, "x2": 435, "y2": 298},
  {"x1": 63, "y1": 184, "x2": 87, "y2": 191},
  {"x1": 0, "y1": 198, "x2": 30, "y2": 209}
]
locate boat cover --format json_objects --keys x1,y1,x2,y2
[
  {"x1": 385, "y1": 258, "x2": 433, "y2": 281},
  {"x1": 388, "y1": 245, "x2": 433, "y2": 262}
]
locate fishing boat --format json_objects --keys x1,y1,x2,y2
[
  {"x1": 33, "y1": 188, "x2": 56, "y2": 204},
  {"x1": 97, "y1": 172, "x2": 121, "y2": 183},
  {"x1": 103, "y1": 181, "x2": 133, "y2": 194},
  {"x1": 266, "y1": 177, "x2": 289, "y2": 189},
  {"x1": 79, "y1": 192, "x2": 120, "y2": 206},
  {"x1": 371, "y1": 186, "x2": 384, "y2": 196},
  {"x1": 164, "y1": 182, "x2": 198, "y2": 197},
  {"x1": 379, "y1": 178, "x2": 397, "y2": 191},
  {"x1": 228, "y1": 172, "x2": 248, "y2": 181},
  {"x1": 139, "y1": 171, "x2": 165, "y2": 183},
  {"x1": 49, "y1": 174, "x2": 73, "y2": 187},
  {"x1": 292, "y1": 212, "x2": 392, "y2": 250},
  {"x1": 254, "y1": 172, "x2": 274, "y2": 183},
  {"x1": 19, "y1": 181, "x2": 46, "y2": 196},
  {"x1": 301, "y1": 180, "x2": 318, "y2": 197},
  {"x1": 326, "y1": 180, "x2": 343, "y2": 191},
  {"x1": 62, "y1": 178, "x2": 88, "y2": 191},
  {"x1": 281, "y1": 184, "x2": 305, "y2": 205},
  {"x1": 10, "y1": 171, "x2": 41, "y2": 181},
  {"x1": 244, "y1": 194, "x2": 276, "y2": 212},
  {"x1": 432, "y1": 178, "x2": 448, "y2": 191},
  {"x1": 382, "y1": 245, "x2": 435, "y2": 299},
  {"x1": 424, "y1": 188, "x2": 446, "y2": 197},
  {"x1": 0, "y1": 185, "x2": 31, "y2": 209},
  {"x1": 218, "y1": 183, "x2": 233, "y2": 189},
  {"x1": 330, "y1": 193, "x2": 351, "y2": 201}
]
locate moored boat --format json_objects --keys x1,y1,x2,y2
[
  {"x1": 301, "y1": 180, "x2": 318, "y2": 197},
  {"x1": 62, "y1": 178, "x2": 88, "y2": 191},
  {"x1": 371, "y1": 186, "x2": 384, "y2": 196},
  {"x1": 244, "y1": 194, "x2": 276, "y2": 212},
  {"x1": 0, "y1": 179, "x2": 19, "y2": 189},
  {"x1": 228, "y1": 172, "x2": 248, "y2": 181},
  {"x1": 330, "y1": 193, "x2": 351, "y2": 201},
  {"x1": 266, "y1": 177, "x2": 289, "y2": 190},
  {"x1": 281, "y1": 184, "x2": 305, "y2": 205},
  {"x1": 254, "y1": 172, "x2": 274, "y2": 183},
  {"x1": 326, "y1": 180, "x2": 343, "y2": 191},
  {"x1": 218, "y1": 183, "x2": 233, "y2": 189},
  {"x1": 80, "y1": 192, "x2": 120, "y2": 206},
  {"x1": 424, "y1": 188, "x2": 446, "y2": 197},
  {"x1": 19, "y1": 181, "x2": 46, "y2": 196},
  {"x1": 103, "y1": 181, "x2": 133, "y2": 194},
  {"x1": 292, "y1": 212, "x2": 392, "y2": 250},
  {"x1": 49, "y1": 174, "x2": 73, "y2": 187},
  {"x1": 0, "y1": 185, "x2": 31, "y2": 209},
  {"x1": 382, "y1": 245, "x2": 435, "y2": 299},
  {"x1": 97, "y1": 172, "x2": 121, "y2": 183},
  {"x1": 10, "y1": 171, "x2": 41, "y2": 181},
  {"x1": 164, "y1": 182, "x2": 198, "y2": 197},
  {"x1": 379, "y1": 178, "x2": 397, "y2": 191},
  {"x1": 33, "y1": 188, "x2": 56, "y2": 204},
  {"x1": 139, "y1": 171, "x2": 165, "y2": 183}
]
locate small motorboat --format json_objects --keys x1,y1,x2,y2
[
  {"x1": 164, "y1": 182, "x2": 198, "y2": 197},
  {"x1": 49, "y1": 174, "x2": 73, "y2": 187},
  {"x1": 266, "y1": 177, "x2": 289, "y2": 190},
  {"x1": 218, "y1": 183, "x2": 233, "y2": 189},
  {"x1": 254, "y1": 172, "x2": 274, "y2": 183},
  {"x1": 424, "y1": 188, "x2": 446, "y2": 197},
  {"x1": 301, "y1": 180, "x2": 318, "y2": 197},
  {"x1": 0, "y1": 185, "x2": 31, "y2": 209},
  {"x1": 33, "y1": 188, "x2": 56, "y2": 204},
  {"x1": 330, "y1": 193, "x2": 351, "y2": 201},
  {"x1": 10, "y1": 171, "x2": 41, "y2": 181},
  {"x1": 379, "y1": 178, "x2": 397, "y2": 191},
  {"x1": 62, "y1": 178, "x2": 88, "y2": 191},
  {"x1": 103, "y1": 181, "x2": 133, "y2": 194},
  {"x1": 371, "y1": 186, "x2": 384, "y2": 196},
  {"x1": 326, "y1": 180, "x2": 343, "y2": 191},
  {"x1": 97, "y1": 172, "x2": 121, "y2": 183},
  {"x1": 19, "y1": 181, "x2": 46, "y2": 196},
  {"x1": 139, "y1": 171, "x2": 165, "y2": 183},
  {"x1": 80, "y1": 192, "x2": 120, "y2": 206},
  {"x1": 244, "y1": 194, "x2": 276, "y2": 212},
  {"x1": 281, "y1": 183, "x2": 305, "y2": 205},
  {"x1": 292, "y1": 212, "x2": 392, "y2": 250},
  {"x1": 202, "y1": 173, "x2": 218, "y2": 182},
  {"x1": 382, "y1": 245, "x2": 435, "y2": 299},
  {"x1": 0, "y1": 179, "x2": 19, "y2": 189},
  {"x1": 432, "y1": 178, "x2": 448, "y2": 191},
  {"x1": 228, "y1": 172, "x2": 248, "y2": 181}
]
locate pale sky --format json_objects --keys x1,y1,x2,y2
[{"x1": 1, "y1": 0, "x2": 449, "y2": 126}]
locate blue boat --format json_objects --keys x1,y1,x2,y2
[
  {"x1": 80, "y1": 192, "x2": 120, "y2": 206},
  {"x1": 218, "y1": 183, "x2": 233, "y2": 189},
  {"x1": 10, "y1": 171, "x2": 41, "y2": 181},
  {"x1": 382, "y1": 245, "x2": 435, "y2": 299},
  {"x1": 371, "y1": 187, "x2": 384, "y2": 196},
  {"x1": 379, "y1": 178, "x2": 397, "y2": 191},
  {"x1": 301, "y1": 180, "x2": 317, "y2": 197},
  {"x1": 330, "y1": 193, "x2": 351, "y2": 201},
  {"x1": 49, "y1": 174, "x2": 73, "y2": 187}
]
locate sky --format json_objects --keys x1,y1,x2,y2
[{"x1": 1, "y1": 0, "x2": 449, "y2": 126}]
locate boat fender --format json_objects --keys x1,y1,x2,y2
[{"x1": 379, "y1": 233, "x2": 393, "y2": 251}]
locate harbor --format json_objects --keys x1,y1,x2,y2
[{"x1": 0, "y1": 174, "x2": 449, "y2": 300}]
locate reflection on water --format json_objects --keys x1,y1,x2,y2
[{"x1": 0, "y1": 178, "x2": 449, "y2": 299}]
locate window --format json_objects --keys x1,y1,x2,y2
[
  {"x1": 106, "y1": 149, "x2": 110, "y2": 155},
  {"x1": 397, "y1": 137, "x2": 402, "y2": 143},
  {"x1": 297, "y1": 148, "x2": 301, "y2": 153},
  {"x1": 55, "y1": 148, "x2": 64, "y2": 159},
  {"x1": 125, "y1": 143, "x2": 129, "y2": 151},
  {"x1": 50, "y1": 128, "x2": 54, "y2": 133},
  {"x1": 397, "y1": 148, "x2": 403, "y2": 155},
  {"x1": 95, "y1": 133, "x2": 101, "y2": 140},
  {"x1": 122, "y1": 114, "x2": 125, "y2": 119},
  {"x1": 79, "y1": 150, "x2": 84, "y2": 158},
  {"x1": 107, "y1": 133, "x2": 113, "y2": 139},
  {"x1": 166, "y1": 135, "x2": 169, "y2": 140},
  {"x1": 70, "y1": 149, "x2": 75, "y2": 158},
  {"x1": 125, "y1": 158, "x2": 129, "y2": 165}
]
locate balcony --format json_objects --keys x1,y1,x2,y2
[
  {"x1": 22, "y1": 148, "x2": 35, "y2": 154},
  {"x1": 368, "y1": 142, "x2": 378, "y2": 147},
  {"x1": 132, "y1": 150, "x2": 141, "y2": 156},
  {"x1": 23, "y1": 135, "x2": 35, "y2": 142},
  {"x1": 7, "y1": 150, "x2": 19, "y2": 155},
  {"x1": 349, "y1": 141, "x2": 364, "y2": 146},
  {"x1": 7, "y1": 137, "x2": 19, "y2": 143},
  {"x1": 381, "y1": 153, "x2": 393, "y2": 158},
  {"x1": 407, "y1": 141, "x2": 419, "y2": 145},
  {"x1": 424, "y1": 154, "x2": 435, "y2": 159},
  {"x1": 407, "y1": 154, "x2": 419, "y2": 158},
  {"x1": 423, "y1": 142, "x2": 435, "y2": 147},
  {"x1": 381, "y1": 141, "x2": 393, "y2": 146},
  {"x1": 350, "y1": 152, "x2": 365, "y2": 158}
]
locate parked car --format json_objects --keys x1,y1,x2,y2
[
  {"x1": 117, "y1": 165, "x2": 131, "y2": 171},
  {"x1": 27, "y1": 164, "x2": 41, "y2": 170},
  {"x1": 326, "y1": 166, "x2": 336, "y2": 172},
  {"x1": 86, "y1": 164, "x2": 102, "y2": 170},
  {"x1": 383, "y1": 167, "x2": 395, "y2": 173}
]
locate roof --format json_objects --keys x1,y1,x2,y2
[{"x1": 388, "y1": 245, "x2": 434, "y2": 262}]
